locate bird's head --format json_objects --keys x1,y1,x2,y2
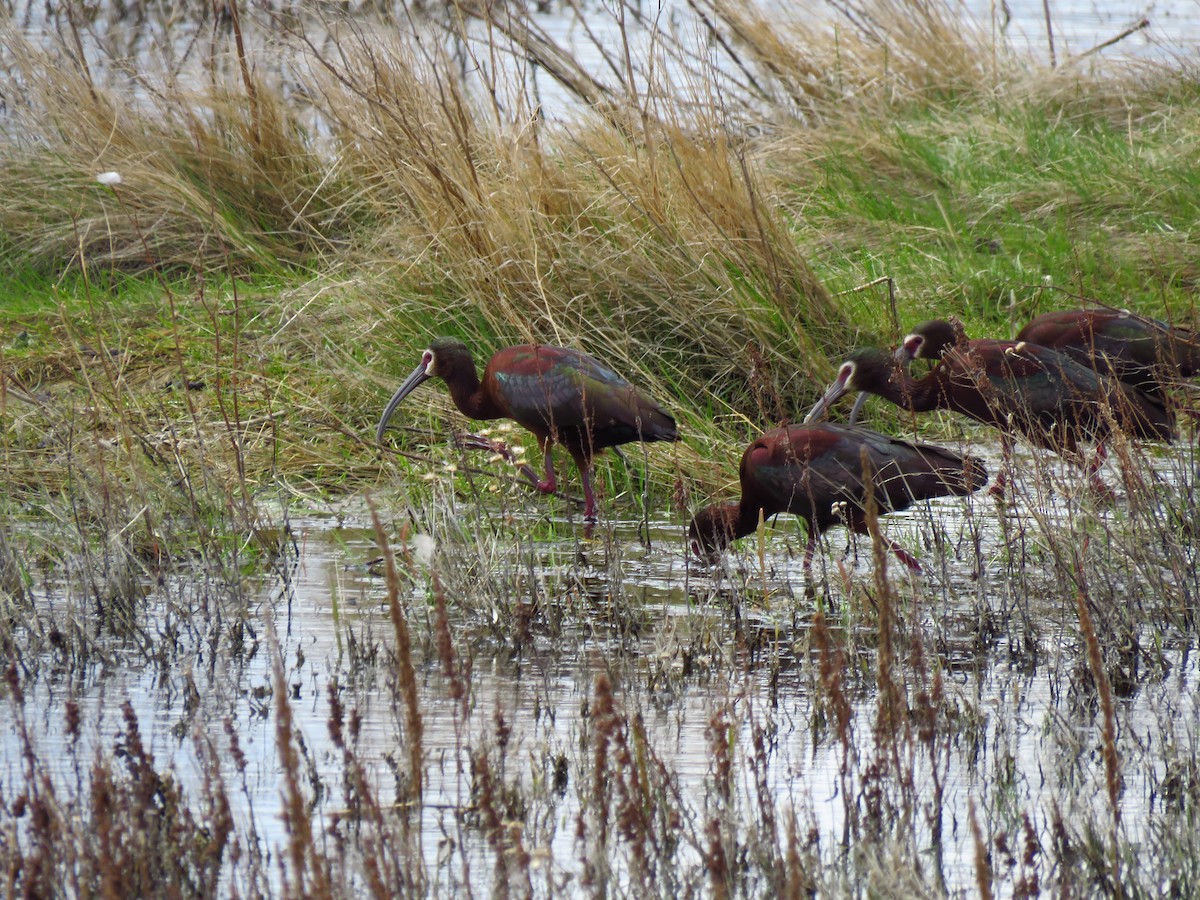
[
  {"x1": 377, "y1": 337, "x2": 474, "y2": 443},
  {"x1": 805, "y1": 348, "x2": 894, "y2": 423},
  {"x1": 687, "y1": 504, "x2": 739, "y2": 563},
  {"x1": 898, "y1": 319, "x2": 966, "y2": 363},
  {"x1": 425, "y1": 337, "x2": 473, "y2": 377}
]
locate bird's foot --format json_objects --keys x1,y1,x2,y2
[{"x1": 460, "y1": 433, "x2": 543, "y2": 488}]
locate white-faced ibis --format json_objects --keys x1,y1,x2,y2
[
  {"x1": 808, "y1": 319, "x2": 1175, "y2": 497},
  {"x1": 688, "y1": 422, "x2": 987, "y2": 572},
  {"x1": 1017, "y1": 308, "x2": 1200, "y2": 398},
  {"x1": 376, "y1": 337, "x2": 679, "y2": 520}
]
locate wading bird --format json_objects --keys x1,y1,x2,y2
[
  {"x1": 688, "y1": 422, "x2": 987, "y2": 572},
  {"x1": 1017, "y1": 308, "x2": 1200, "y2": 398},
  {"x1": 377, "y1": 337, "x2": 678, "y2": 520},
  {"x1": 810, "y1": 319, "x2": 1175, "y2": 498}
]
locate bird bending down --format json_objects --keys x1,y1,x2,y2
[
  {"x1": 1016, "y1": 308, "x2": 1200, "y2": 399},
  {"x1": 688, "y1": 423, "x2": 987, "y2": 572},
  {"x1": 809, "y1": 319, "x2": 1175, "y2": 499},
  {"x1": 377, "y1": 337, "x2": 679, "y2": 520}
]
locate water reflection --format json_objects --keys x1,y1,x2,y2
[
  {"x1": 5, "y1": 0, "x2": 1198, "y2": 134},
  {"x1": 3, "y1": 432, "x2": 1196, "y2": 890}
]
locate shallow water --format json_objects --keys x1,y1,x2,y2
[
  {"x1": 4, "y1": 433, "x2": 1197, "y2": 892},
  {"x1": 5, "y1": 0, "x2": 1198, "y2": 132},
  {"x1": 964, "y1": 0, "x2": 1200, "y2": 58}
]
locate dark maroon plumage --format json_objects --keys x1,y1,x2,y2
[
  {"x1": 1016, "y1": 308, "x2": 1200, "y2": 397},
  {"x1": 377, "y1": 337, "x2": 678, "y2": 519},
  {"x1": 688, "y1": 423, "x2": 987, "y2": 572},
  {"x1": 808, "y1": 319, "x2": 1175, "y2": 497}
]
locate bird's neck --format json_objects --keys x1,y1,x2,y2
[
  {"x1": 732, "y1": 503, "x2": 770, "y2": 541},
  {"x1": 698, "y1": 503, "x2": 758, "y2": 549},
  {"x1": 444, "y1": 367, "x2": 495, "y2": 420},
  {"x1": 873, "y1": 364, "x2": 941, "y2": 413}
]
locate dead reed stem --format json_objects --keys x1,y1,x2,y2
[
  {"x1": 226, "y1": 0, "x2": 261, "y2": 145},
  {"x1": 912, "y1": 625, "x2": 949, "y2": 894},
  {"x1": 1041, "y1": 0, "x2": 1057, "y2": 67},
  {"x1": 812, "y1": 606, "x2": 853, "y2": 769},
  {"x1": 586, "y1": 671, "x2": 617, "y2": 894},
  {"x1": 969, "y1": 797, "x2": 993, "y2": 900},
  {"x1": 470, "y1": 747, "x2": 513, "y2": 898},
  {"x1": 783, "y1": 808, "x2": 811, "y2": 899},
  {"x1": 1074, "y1": 551, "x2": 1123, "y2": 897},
  {"x1": 368, "y1": 500, "x2": 425, "y2": 804},
  {"x1": 863, "y1": 447, "x2": 903, "y2": 752},
  {"x1": 700, "y1": 710, "x2": 729, "y2": 897},
  {"x1": 706, "y1": 813, "x2": 731, "y2": 900},
  {"x1": 269, "y1": 620, "x2": 333, "y2": 900},
  {"x1": 431, "y1": 570, "x2": 468, "y2": 715}
]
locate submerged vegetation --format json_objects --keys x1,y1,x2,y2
[{"x1": 1, "y1": 0, "x2": 1199, "y2": 895}]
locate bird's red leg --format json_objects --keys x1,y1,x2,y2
[
  {"x1": 537, "y1": 439, "x2": 558, "y2": 495},
  {"x1": 848, "y1": 516, "x2": 922, "y2": 573},
  {"x1": 578, "y1": 465, "x2": 597, "y2": 522},
  {"x1": 988, "y1": 435, "x2": 1014, "y2": 500},
  {"x1": 1084, "y1": 441, "x2": 1116, "y2": 501}
]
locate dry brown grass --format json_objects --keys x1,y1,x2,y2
[
  {"x1": 0, "y1": 26, "x2": 346, "y2": 272},
  {"x1": 2, "y1": 0, "x2": 1041, "y2": 445},
  {"x1": 295, "y1": 19, "x2": 843, "y2": 427}
]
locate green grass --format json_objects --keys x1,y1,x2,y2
[
  {"x1": 2, "y1": 4, "x2": 1197, "y2": 468},
  {"x1": 788, "y1": 90, "x2": 1200, "y2": 347},
  {"x1": 7, "y1": 71, "x2": 1200, "y2": 496}
]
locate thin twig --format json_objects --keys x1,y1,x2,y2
[
  {"x1": 1076, "y1": 18, "x2": 1150, "y2": 61},
  {"x1": 1042, "y1": 0, "x2": 1056, "y2": 67}
]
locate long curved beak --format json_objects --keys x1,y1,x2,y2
[
  {"x1": 847, "y1": 391, "x2": 870, "y2": 425},
  {"x1": 376, "y1": 363, "x2": 432, "y2": 443},
  {"x1": 894, "y1": 342, "x2": 915, "y2": 364},
  {"x1": 804, "y1": 374, "x2": 851, "y2": 423}
]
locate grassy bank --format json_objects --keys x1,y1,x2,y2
[
  {"x1": 2, "y1": 0, "x2": 1200, "y2": 896},
  {"x1": 3, "y1": 3, "x2": 1198, "y2": 491}
]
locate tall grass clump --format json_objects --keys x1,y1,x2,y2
[
  {"x1": 301, "y1": 21, "x2": 845, "y2": 435},
  {"x1": 0, "y1": 25, "x2": 351, "y2": 274}
]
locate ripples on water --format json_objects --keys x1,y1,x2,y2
[
  {"x1": 4, "y1": 433, "x2": 1198, "y2": 892},
  {"x1": 4, "y1": 1, "x2": 1198, "y2": 129}
]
